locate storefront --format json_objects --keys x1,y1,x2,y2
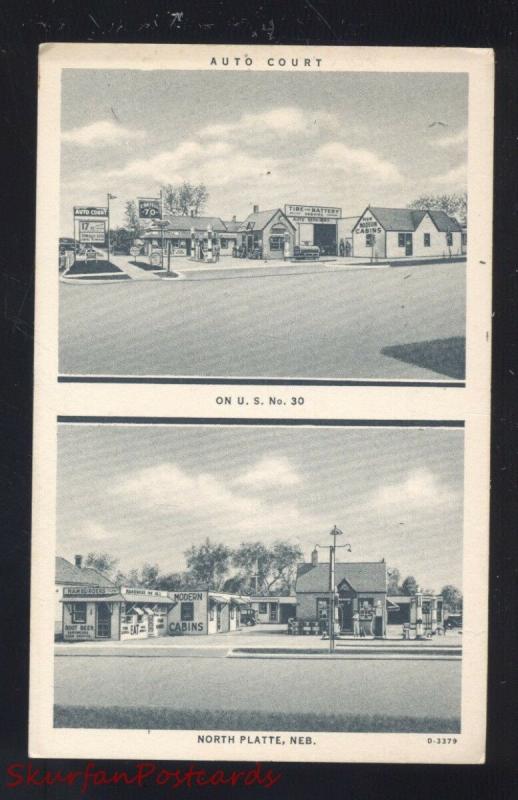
[
  {"x1": 61, "y1": 585, "x2": 124, "y2": 641},
  {"x1": 120, "y1": 587, "x2": 174, "y2": 639},
  {"x1": 285, "y1": 204, "x2": 342, "y2": 256},
  {"x1": 387, "y1": 593, "x2": 444, "y2": 637},
  {"x1": 352, "y1": 206, "x2": 463, "y2": 260},
  {"x1": 55, "y1": 555, "x2": 118, "y2": 639},
  {"x1": 238, "y1": 207, "x2": 296, "y2": 260},
  {"x1": 142, "y1": 215, "x2": 229, "y2": 263},
  {"x1": 249, "y1": 596, "x2": 297, "y2": 624},
  {"x1": 294, "y1": 551, "x2": 388, "y2": 637}
]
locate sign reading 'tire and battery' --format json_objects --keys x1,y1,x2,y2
[{"x1": 138, "y1": 198, "x2": 162, "y2": 219}]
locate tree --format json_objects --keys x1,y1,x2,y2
[
  {"x1": 231, "y1": 540, "x2": 303, "y2": 595},
  {"x1": 162, "y1": 182, "x2": 209, "y2": 216},
  {"x1": 84, "y1": 552, "x2": 118, "y2": 578},
  {"x1": 441, "y1": 584, "x2": 463, "y2": 612},
  {"x1": 401, "y1": 575, "x2": 418, "y2": 596},
  {"x1": 184, "y1": 538, "x2": 232, "y2": 589},
  {"x1": 407, "y1": 192, "x2": 467, "y2": 223},
  {"x1": 387, "y1": 567, "x2": 402, "y2": 596},
  {"x1": 124, "y1": 200, "x2": 142, "y2": 236},
  {"x1": 155, "y1": 571, "x2": 197, "y2": 591}
]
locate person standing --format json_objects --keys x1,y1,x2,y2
[{"x1": 353, "y1": 610, "x2": 360, "y2": 638}]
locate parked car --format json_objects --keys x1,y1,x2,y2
[
  {"x1": 240, "y1": 608, "x2": 258, "y2": 626},
  {"x1": 85, "y1": 248, "x2": 97, "y2": 262}
]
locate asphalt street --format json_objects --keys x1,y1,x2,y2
[
  {"x1": 59, "y1": 261, "x2": 466, "y2": 380},
  {"x1": 54, "y1": 654, "x2": 461, "y2": 732}
]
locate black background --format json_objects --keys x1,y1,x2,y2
[{"x1": 1, "y1": 1, "x2": 517, "y2": 797}]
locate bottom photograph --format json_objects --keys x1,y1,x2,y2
[{"x1": 54, "y1": 421, "x2": 464, "y2": 735}]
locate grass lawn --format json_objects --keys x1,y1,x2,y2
[
  {"x1": 54, "y1": 705, "x2": 460, "y2": 733},
  {"x1": 66, "y1": 260, "x2": 123, "y2": 275}
]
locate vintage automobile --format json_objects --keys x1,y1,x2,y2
[
  {"x1": 293, "y1": 245, "x2": 320, "y2": 261},
  {"x1": 239, "y1": 607, "x2": 258, "y2": 626}
]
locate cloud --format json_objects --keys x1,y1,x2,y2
[
  {"x1": 430, "y1": 162, "x2": 467, "y2": 187},
  {"x1": 75, "y1": 520, "x2": 112, "y2": 543},
  {"x1": 235, "y1": 456, "x2": 302, "y2": 489},
  {"x1": 316, "y1": 141, "x2": 403, "y2": 183},
  {"x1": 199, "y1": 107, "x2": 338, "y2": 140},
  {"x1": 110, "y1": 461, "x2": 315, "y2": 546},
  {"x1": 433, "y1": 127, "x2": 468, "y2": 148},
  {"x1": 370, "y1": 468, "x2": 457, "y2": 509},
  {"x1": 62, "y1": 120, "x2": 146, "y2": 146}
]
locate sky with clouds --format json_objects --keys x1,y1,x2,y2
[
  {"x1": 57, "y1": 424, "x2": 464, "y2": 592},
  {"x1": 60, "y1": 70, "x2": 468, "y2": 235}
]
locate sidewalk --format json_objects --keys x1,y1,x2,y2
[{"x1": 55, "y1": 627, "x2": 461, "y2": 660}]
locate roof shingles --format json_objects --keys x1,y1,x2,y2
[{"x1": 296, "y1": 561, "x2": 387, "y2": 594}]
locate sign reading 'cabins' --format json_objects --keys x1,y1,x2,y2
[
  {"x1": 355, "y1": 214, "x2": 382, "y2": 234},
  {"x1": 73, "y1": 206, "x2": 108, "y2": 217}
]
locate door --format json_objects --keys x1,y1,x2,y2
[
  {"x1": 269, "y1": 603, "x2": 278, "y2": 622},
  {"x1": 405, "y1": 233, "x2": 413, "y2": 256},
  {"x1": 96, "y1": 603, "x2": 111, "y2": 638},
  {"x1": 216, "y1": 603, "x2": 222, "y2": 632},
  {"x1": 340, "y1": 599, "x2": 353, "y2": 631}
]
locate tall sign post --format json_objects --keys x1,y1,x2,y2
[
  {"x1": 73, "y1": 206, "x2": 109, "y2": 262},
  {"x1": 314, "y1": 527, "x2": 351, "y2": 653},
  {"x1": 106, "y1": 193, "x2": 117, "y2": 262}
]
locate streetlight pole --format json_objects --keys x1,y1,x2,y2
[
  {"x1": 106, "y1": 193, "x2": 116, "y2": 263},
  {"x1": 315, "y1": 526, "x2": 351, "y2": 654}
]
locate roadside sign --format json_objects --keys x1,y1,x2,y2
[
  {"x1": 78, "y1": 220, "x2": 106, "y2": 243},
  {"x1": 74, "y1": 206, "x2": 108, "y2": 217},
  {"x1": 138, "y1": 198, "x2": 162, "y2": 219},
  {"x1": 130, "y1": 246, "x2": 141, "y2": 260}
]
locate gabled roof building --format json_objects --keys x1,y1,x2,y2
[
  {"x1": 295, "y1": 549, "x2": 388, "y2": 636},
  {"x1": 352, "y1": 206, "x2": 464, "y2": 260}
]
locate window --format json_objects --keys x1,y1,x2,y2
[
  {"x1": 230, "y1": 605, "x2": 235, "y2": 619},
  {"x1": 209, "y1": 604, "x2": 215, "y2": 621},
  {"x1": 366, "y1": 233, "x2": 376, "y2": 247},
  {"x1": 424, "y1": 233, "x2": 430, "y2": 247},
  {"x1": 180, "y1": 602, "x2": 194, "y2": 622},
  {"x1": 316, "y1": 599, "x2": 329, "y2": 619},
  {"x1": 220, "y1": 238, "x2": 228, "y2": 249},
  {"x1": 446, "y1": 232, "x2": 453, "y2": 246},
  {"x1": 72, "y1": 603, "x2": 86, "y2": 624},
  {"x1": 258, "y1": 602, "x2": 268, "y2": 614},
  {"x1": 398, "y1": 233, "x2": 405, "y2": 247},
  {"x1": 269, "y1": 235, "x2": 285, "y2": 251}
]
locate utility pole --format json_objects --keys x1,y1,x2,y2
[{"x1": 315, "y1": 526, "x2": 351, "y2": 654}]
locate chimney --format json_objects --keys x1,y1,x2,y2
[
  {"x1": 311, "y1": 548, "x2": 318, "y2": 567},
  {"x1": 74, "y1": 554, "x2": 83, "y2": 569},
  {"x1": 232, "y1": 215, "x2": 236, "y2": 222},
  {"x1": 253, "y1": 204, "x2": 259, "y2": 214}
]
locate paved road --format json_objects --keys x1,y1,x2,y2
[
  {"x1": 59, "y1": 261, "x2": 465, "y2": 380},
  {"x1": 54, "y1": 654, "x2": 461, "y2": 731}
]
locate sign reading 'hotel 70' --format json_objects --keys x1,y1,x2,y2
[
  {"x1": 74, "y1": 206, "x2": 108, "y2": 217},
  {"x1": 138, "y1": 198, "x2": 162, "y2": 219}
]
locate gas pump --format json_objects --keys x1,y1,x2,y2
[
  {"x1": 373, "y1": 599, "x2": 384, "y2": 638},
  {"x1": 283, "y1": 231, "x2": 291, "y2": 261}
]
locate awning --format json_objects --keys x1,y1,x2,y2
[
  {"x1": 209, "y1": 593, "x2": 229, "y2": 604},
  {"x1": 387, "y1": 599, "x2": 400, "y2": 611},
  {"x1": 232, "y1": 597, "x2": 252, "y2": 606},
  {"x1": 133, "y1": 606, "x2": 144, "y2": 615},
  {"x1": 143, "y1": 607, "x2": 155, "y2": 615},
  {"x1": 61, "y1": 594, "x2": 125, "y2": 603}
]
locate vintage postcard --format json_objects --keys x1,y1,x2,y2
[{"x1": 30, "y1": 44, "x2": 492, "y2": 764}]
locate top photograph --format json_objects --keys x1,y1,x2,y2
[{"x1": 58, "y1": 69, "x2": 468, "y2": 383}]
